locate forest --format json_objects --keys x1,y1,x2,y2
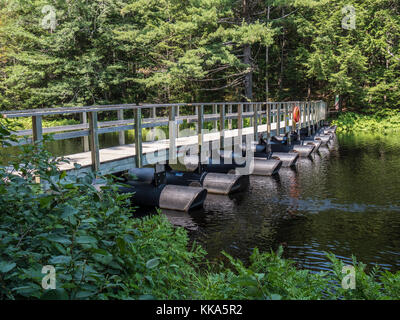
[{"x1": 0, "y1": 0, "x2": 399, "y2": 112}]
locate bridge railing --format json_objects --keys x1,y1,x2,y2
[{"x1": 1, "y1": 101, "x2": 327, "y2": 172}]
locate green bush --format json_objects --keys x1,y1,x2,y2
[
  {"x1": 0, "y1": 120, "x2": 203, "y2": 300},
  {"x1": 196, "y1": 248, "x2": 400, "y2": 300},
  {"x1": 332, "y1": 109, "x2": 400, "y2": 133}
]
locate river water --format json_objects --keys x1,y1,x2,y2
[
  {"x1": 185, "y1": 133, "x2": 400, "y2": 273},
  {"x1": 3, "y1": 131, "x2": 400, "y2": 272}
]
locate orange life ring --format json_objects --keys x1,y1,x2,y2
[{"x1": 293, "y1": 106, "x2": 300, "y2": 123}]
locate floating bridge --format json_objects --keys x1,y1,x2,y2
[{"x1": 1, "y1": 101, "x2": 332, "y2": 212}]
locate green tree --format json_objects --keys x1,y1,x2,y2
[{"x1": 0, "y1": 0, "x2": 136, "y2": 110}]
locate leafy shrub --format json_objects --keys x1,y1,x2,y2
[
  {"x1": 196, "y1": 248, "x2": 328, "y2": 300},
  {"x1": 196, "y1": 248, "x2": 400, "y2": 300},
  {"x1": 332, "y1": 109, "x2": 400, "y2": 133},
  {"x1": 0, "y1": 120, "x2": 203, "y2": 300}
]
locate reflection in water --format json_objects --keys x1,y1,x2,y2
[
  {"x1": 188, "y1": 134, "x2": 400, "y2": 272},
  {"x1": 162, "y1": 209, "x2": 199, "y2": 231}
]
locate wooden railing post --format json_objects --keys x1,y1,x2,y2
[
  {"x1": 80, "y1": 112, "x2": 89, "y2": 152},
  {"x1": 197, "y1": 105, "x2": 204, "y2": 164},
  {"x1": 88, "y1": 111, "x2": 100, "y2": 172},
  {"x1": 288, "y1": 103, "x2": 293, "y2": 144},
  {"x1": 266, "y1": 103, "x2": 271, "y2": 140},
  {"x1": 284, "y1": 103, "x2": 289, "y2": 134},
  {"x1": 248, "y1": 103, "x2": 254, "y2": 126},
  {"x1": 228, "y1": 104, "x2": 233, "y2": 130},
  {"x1": 176, "y1": 106, "x2": 180, "y2": 138},
  {"x1": 134, "y1": 108, "x2": 143, "y2": 168},
  {"x1": 253, "y1": 103, "x2": 259, "y2": 142},
  {"x1": 195, "y1": 106, "x2": 199, "y2": 132},
  {"x1": 220, "y1": 104, "x2": 225, "y2": 149},
  {"x1": 276, "y1": 103, "x2": 281, "y2": 136},
  {"x1": 212, "y1": 104, "x2": 218, "y2": 130},
  {"x1": 150, "y1": 107, "x2": 157, "y2": 140},
  {"x1": 32, "y1": 115, "x2": 43, "y2": 144},
  {"x1": 117, "y1": 109, "x2": 125, "y2": 146},
  {"x1": 314, "y1": 101, "x2": 318, "y2": 127},
  {"x1": 313, "y1": 101, "x2": 316, "y2": 132},
  {"x1": 298, "y1": 102, "x2": 304, "y2": 130},
  {"x1": 168, "y1": 106, "x2": 177, "y2": 165},
  {"x1": 238, "y1": 103, "x2": 243, "y2": 142},
  {"x1": 297, "y1": 102, "x2": 302, "y2": 140}
]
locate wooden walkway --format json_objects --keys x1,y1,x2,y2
[
  {"x1": 1, "y1": 101, "x2": 327, "y2": 176},
  {"x1": 58, "y1": 124, "x2": 275, "y2": 174}
]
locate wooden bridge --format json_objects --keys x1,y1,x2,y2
[{"x1": 1, "y1": 101, "x2": 327, "y2": 177}]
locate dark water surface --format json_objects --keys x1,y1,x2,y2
[{"x1": 185, "y1": 133, "x2": 400, "y2": 272}]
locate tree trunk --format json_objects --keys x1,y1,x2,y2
[
  {"x1": 243, "y1": 0, "x2": 252, "y2": 101},
  {"x1": 265, "y1": 6, "x2": 271, "y2": 102},
  {"x1": 279, "y1": 8, "x2": 285, "y2": 94},
  {"x1": 244, "y1": 44, "x2": 253, "y2": 100}
]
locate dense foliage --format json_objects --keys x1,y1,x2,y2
[
  {"x1": 332, "y1": 109, "x2": 400, "y2": 133},
  {"x1": 0, "y1": 122, "x2": 203, "y2": 299},
  {"x1": 199, "y1": 248, "x2": 400, "y2": 300},
  {"x1": 1, "y1": 122, "x2": 400, "y2": 300},
  {"x1": 0, "y1": 0, "x2": 399, "y2": 111}
]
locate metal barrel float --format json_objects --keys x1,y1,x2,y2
[
  {"x1": 269, "y1": 135, "x2": 314, "y2": 158},
  {"x1": 119, "y1": 166, "x2": 208, "y2": 212},
  {"x1": 118, "y1": 180, "x2": 207, "y2": 212},
  {"x1": 297, "y1": 128, "x2": 322, "y2": 152},
  {"x1": 302, "y1": 139, "x2": 322, "y2": 152},
  {"x1": 314, "y1": 129, "x2": 332, "y2": 145},
  {"x1": 206, "y1": 149, "x2": 282, "y2": 176},
  {"x1": 323, "y1": 125, "x2": 337, "y2": 135},
  {"x1": 256, "y1": 136, "x2": 299, "y2": 167},
  {"x1": 292, "y1": 144, "x2": 315, "y2": 157},
  {"x1": 270, "y1": 152, "x2": 299, "y2": 167},
  {"x1": 240, "y1": 143, "x2": 283, "y2": 176},
  {"x1": 128, "y1": 166, "x2": 248, "y2": 196}
]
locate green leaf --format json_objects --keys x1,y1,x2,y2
[
  {"x1": 76, "y1": 236, "x2": 97, "y2": 244},
  {"x1": 60, "y1": 205, "x2": 78, "y2": 219},
  {"x1": 49, "y1": 255, "x2": 72, "y2": 264},
  {"x1": 47, "y1": 235, "x2": 72, "y2": 245},
  {"x1": 0, "y1": 261, "x2": 16, "y2": 273},
  {"x1": 75, "y1": 291, "x2": 97, "y2": 299},
  {"x1": 41, "y1": 289, "x2": 69, "y2": 300},
  {"x1": 60, "y1": 171, "x2": 67, "y2": 180},
  {"x1": 93, "y1": 254, "x2": 113, "y2": 265},
  {"x1": 139, "y1": 294, "x2": 155, "y2": 300},
  {"x1": 146, "y1": 258, "x2": 160, "y2": 269}
]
